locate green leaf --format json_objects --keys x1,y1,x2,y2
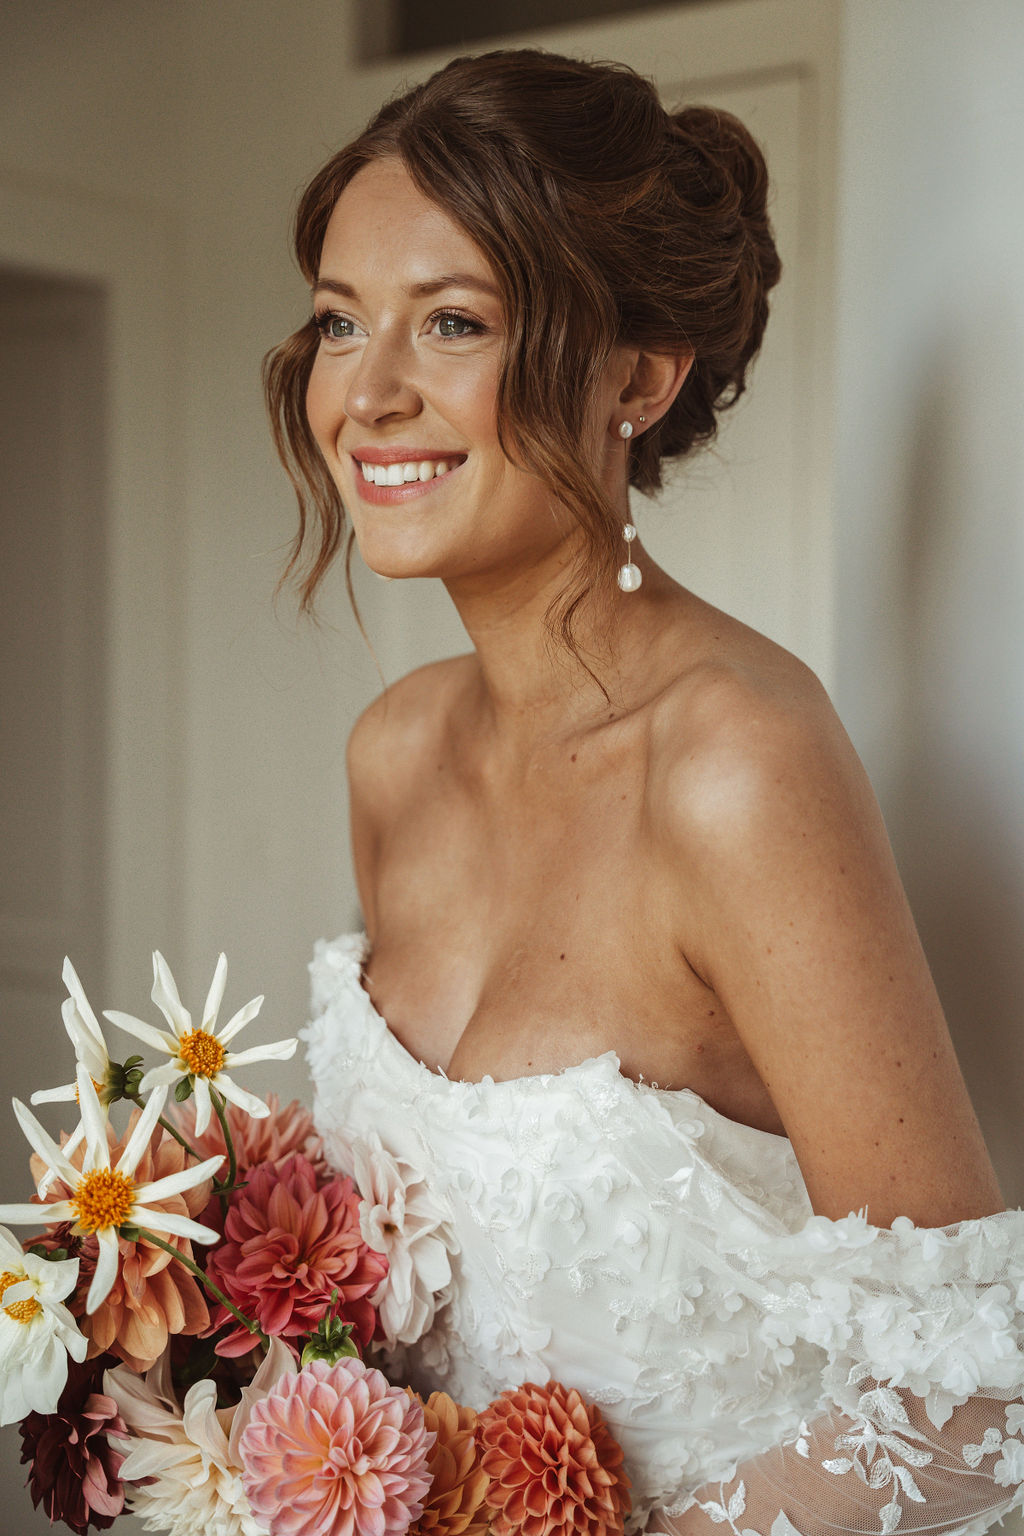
[
  {"x1": 27, "y1": 1243, "x2": 70, "y2": 1263},
  {"x1": 174, "y1": 1077, "x2": 194, "y2": 1103}
]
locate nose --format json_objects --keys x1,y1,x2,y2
[{"x1": 343, "y1": 331, "x2": 422, "y2": 426}]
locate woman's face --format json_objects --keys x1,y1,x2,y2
[{"x1": 305, "y1": 157, "x2": 623, "y2": 589}]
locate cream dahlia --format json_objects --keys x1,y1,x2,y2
[
  {"x1": 106, "y1": 1336, "x2": 295, "y2": 1536},
  {"x1": 205, "y1": 1152, "x2": 387, "y2": 1356},
  {"x1": 239, "y1": 1356, "x2": 434, "y2": 1536},
  {"x1": 346, "y1": 1132, "x2": 456, "y2": 1348}
]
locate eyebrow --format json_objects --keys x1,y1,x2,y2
[{"x1": 313, "y1": 273, "x2": 501, "y2": 300}]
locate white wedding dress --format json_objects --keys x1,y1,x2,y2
[{"x1": 304, "y1": 934, "x2": 1024, "y2": 1535}]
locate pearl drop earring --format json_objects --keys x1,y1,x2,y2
[
  {"x1": 618, "y1": 420, "x2": 633, "y2": 439},
  {"x1": 617, "y1": 523, "x2": 642, "y2": 592}
]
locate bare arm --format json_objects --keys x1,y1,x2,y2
[
  {"x1": 660, "y1": 668, "x2": 1001, "y2": 1226},
  {"x1": 646, "y1": 671, "x2": 1017, "y2": 1535}
]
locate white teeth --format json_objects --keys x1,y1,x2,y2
[{"x1": 360, "y1": 458, "x2": 461, "y2": 486}]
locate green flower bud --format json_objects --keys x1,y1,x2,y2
[{"x1": 299, "y1": 1295, "x2": 360, "y2": 1367}]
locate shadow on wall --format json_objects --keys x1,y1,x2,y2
[{"x1": 893, "y1": 291, "x2": 1024, "y2": 1205}]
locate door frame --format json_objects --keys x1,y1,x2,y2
[{"x1": 0, "y1": 174, "x2": 185, "y2": 997}]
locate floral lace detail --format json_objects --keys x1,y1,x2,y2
[{"x1": 304, "y1": 935, "x2": 1024, "y2": 1536}]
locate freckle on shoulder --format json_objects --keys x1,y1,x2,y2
[{"x1": 646, "y1": 635, "x2": 841, "y2": 830}]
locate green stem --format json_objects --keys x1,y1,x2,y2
[
  {"x1": 211, "y1": 1087, "x2": 237, "y2": 1208},
  {"x1": 134, "y1": 1226, "x2": 266, "y2": 1342}
]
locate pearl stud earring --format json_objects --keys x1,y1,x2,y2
[
  {"x1": 618, "y1": 420, "x2": 633, "y2": 439},
  {"x1": 617, "y1": 524, "x2": 642, "y2": 592}
]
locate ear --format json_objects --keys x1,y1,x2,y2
[{"x1": 618, "y1": 349, "x2": 693, "y2": 433}]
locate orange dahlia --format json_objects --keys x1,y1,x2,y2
[
  {"x1": 477, "y1": 1380, "x2": 631, "y2": 1536},
  {"x1": 409, "y1": 1391, "x2": 490, "y2": 1536}
]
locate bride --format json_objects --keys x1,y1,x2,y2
[{"x1": 266, "y1": 49, "x2": 1024, "y2": 1536}]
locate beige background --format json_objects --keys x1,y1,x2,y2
[{"x1": 1, "y1": 1, "x2": 1023, "y2": 1530}]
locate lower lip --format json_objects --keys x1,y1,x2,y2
[{"x1": 352, "y1": 462, "x2": 464, "y2": 505}]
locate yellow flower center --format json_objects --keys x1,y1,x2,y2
[
  {"x1": 176, "y1": 1032, "x2": 224, "y2": 1081},
  {"x1": 71, "y1": 1167, "x2": 136, "y2": 1233},
  {"x1": 74, "y1": 1076, "x2": 105, "y2": 1104},
  {"x1": 178, "y1": 1028, "x2": 226, "y2": 1079},
  {"x1": 0, "y1": 1270, "x2": 40, "y2": 1325}
]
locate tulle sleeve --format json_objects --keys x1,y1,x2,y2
[{"x1": 649, "y1": 1209, "x2": 1024, "y2": 1535}]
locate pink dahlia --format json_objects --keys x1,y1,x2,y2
[
  {"x1": 239, "y1": 1356, "x2": 434, "y2": 1536},
  {"x1": 205, "y1": 1153, "x2": 387, "y2": 1356},
  {"x1": 181, "y1": 1091, "x2": 327, "y2": 1179}
]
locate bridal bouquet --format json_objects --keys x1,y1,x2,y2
[{"x1": 0, "y1": 955, "x2": 631, "y2": 1536}]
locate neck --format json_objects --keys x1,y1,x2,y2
[{"x1": 443, "y1": 532, "x2": 677, "y2": 748}]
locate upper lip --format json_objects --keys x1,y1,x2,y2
[{"x1": 351, "y1": 446, "x2": 467, "y2": 465}]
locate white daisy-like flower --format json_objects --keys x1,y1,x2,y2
[
  {"x1": 0, "y1": 1222, "x2": 88, "y2": 1424},
  {"x1": 345, "y1": 1130, "x2": 457, "y2": 1347},
  {"x1": 30, "y1": 958, "x2": 120, "y2": 1192},
  {"x1": 0, "y1": 1067, "x2": 223, "y2": 1314},
  {"x1": 106, "y1": 1336, "x2": 295, "y2": 1536},
  {"x1": 104, "y1": 952, "x2": 297, "y2": 1137}
]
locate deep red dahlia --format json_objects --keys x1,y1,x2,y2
[
  {"x1": 19, "y1": 1355, "x2": 126, "y2": 1536},
  {"x1": 204, "y1": 1152, "x2": 387, "y2": 1355}
]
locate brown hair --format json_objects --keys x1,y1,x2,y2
[{"x1": 264, "y1": 48, "x2": 781, "y2": 649}]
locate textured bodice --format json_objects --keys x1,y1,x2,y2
[{"x1": 303, "y1": 935, "x2": 1024, "y2": 1535}]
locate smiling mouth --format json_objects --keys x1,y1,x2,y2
[{"x1": 355, "y1": 456, "x2": 466, "y2": 487}]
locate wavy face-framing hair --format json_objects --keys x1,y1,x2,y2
[{"x1": 264, "y1": 49, "x2": 781, "y2": 659}]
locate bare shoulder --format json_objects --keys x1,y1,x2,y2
[
  {"x1": 347, "y1": 653, "x2": 477, "y2": 809},
  {"x1": 642, "y1": 609, "x2": 1001, "y2": 1225},
  {"x1": 646, "y1": 619, "x2": 866, "y2": 865}
]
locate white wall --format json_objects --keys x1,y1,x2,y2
[{"x1": 834, "y1": 0, "x2": 1024, "y2": 1202}]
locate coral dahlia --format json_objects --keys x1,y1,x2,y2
[
  {"x1": 477, "y1": 1380, "x2": 631, "y2": 1536},
  {"x1": 239, "y1": 1356, "x2": 434, "y2": 1536},
  {"x1": 205, "y1": 1153, "x2": 387, "y2": 1356}
]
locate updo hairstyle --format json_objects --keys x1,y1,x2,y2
[{"x1": 265, "y1": 49, "x2": 781, "y2": 644}]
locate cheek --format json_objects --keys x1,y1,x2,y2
[{"x1": 304, "y1": 353, "x2": 342, "y2": 452}]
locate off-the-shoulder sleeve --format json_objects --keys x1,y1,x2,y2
[{"x1": 649, "y1": 1209, "x2": 1024, "y2": 1535}]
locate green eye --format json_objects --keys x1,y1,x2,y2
[
  {"x1": 435, "y1": 312, "x2": 479, "y2": 339},
  {"x1": 315, "y1": 312, "x2": 355, "y2": 340}
]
